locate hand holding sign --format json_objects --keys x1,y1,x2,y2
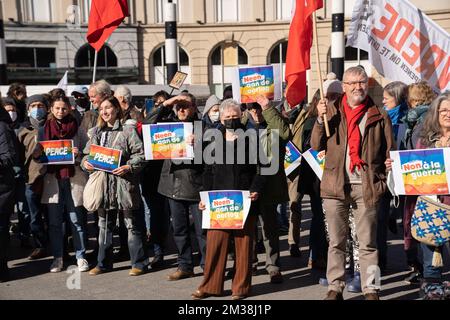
[
  {"x1": 249, "y1": 192, "x2": 259, "y2": 201},
  {"x1": 73, "y1": 147, "x2": 79, "y2": 157},
  {"x1": 84, "y1": 160, "x2": 95, "y2": 172},
  {"x1": 385, "y1": 158, "x2": 394, "y2": 172},
  {"x1": 199, "y1": 201, "x2": 206, "y2": 211},
  {"x1": 33, "y1": 143, "x2": 44, "y2": 159},
  {"x1": 112, "y1": 165, "x2": 130, "y2": 176},
  {"x1": 256, "y1": 95, "x2": 270, "y2": 111}
]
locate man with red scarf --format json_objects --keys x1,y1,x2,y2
[{"x1": 311, "y1": 66, "x2": 395, "y2": 300}]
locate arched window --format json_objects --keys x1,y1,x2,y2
[
  {"x1": 268, "y1": 40, "x2": 287, "y2": 86},
  {"x1": 151, "y1": 45, "x2": 190, "y2": 85},
  {"x1": 75, "y1": 44, "x2": 117, "y2": 68},
  {"x1": 210, "y1": 43, "x2": 248, "y2": 98}
]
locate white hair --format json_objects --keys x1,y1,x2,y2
[
  {"x1": 219, "y1": 98, "x2": 242, "y2": 117},
  {"x1": 90, "y1": 79, "x2": 112, "y2": 97},
  {"x1": 115, "y1": 85, "x2": 132, "y2": 103}
]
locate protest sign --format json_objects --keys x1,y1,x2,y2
[
  {"x1": 284, "y1": 141, "x2": 302, "y2": 176},
  {"x1": 390, "y1": 148, "x2": 450, "y2": 195},
  {"x1": 142, "y1": 122, "x2": 194, "y2": 160},
  {"x1": 347, "y1": 0, "x2": 450, "y2": 92},
  {"x1": 169, "y1": 71, "x2": 188, "y2": 90},
  {"x1": 232, "y1": 65, "x2": 282, "y2": 103},
  {"x1": 302, "y1": 148, "x2": 326, "y2": 180},
  {"x1": 88, "y1": 144, "x2": 122, "y2": 173},
  {"x1": 200, "y1": 190, "x2": 251, "y2": 229},
  {"x1": 39, "y1": 140, "x2": 74, "y2": 165}
]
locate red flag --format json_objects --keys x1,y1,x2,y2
[
  {"x1": 86, "y1": 0, "x2": 129, "y2": 52},
  {"x1": 285, "y1": 0, "x2": 323, "y2": 107}
]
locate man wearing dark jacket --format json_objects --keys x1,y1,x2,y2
[
  {"x1": 156, "y1": 93, "x2": 206, "y2": 280},
  {"x1": 0, "y1": 106, "x2": 18, "y2": 282},
  {"x1": 311, "y1": 66, "x2": 395, "y2": 300}
]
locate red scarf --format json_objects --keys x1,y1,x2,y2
[
  {"x1": 342, "y1": 95, "x2": 368, "y2": 173},
  {"x1": 43, "y1": 115, "x2": 78, "y2": 179}
]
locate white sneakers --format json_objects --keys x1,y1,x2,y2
[
  {"x1": 49, "y1": 258, "x2": 89, "y2": 273},
  {"x1": 77, "y1": 258, "x2": 89, "y2": 272},
  {"x1": 49, "y1": 258, "x2": 63, "y2": 273}
]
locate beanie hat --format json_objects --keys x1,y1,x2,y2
[
  {"x1": 26, "y1": 94, "x2": 48, "y2": 108},
  {"x1": 203, "y1": 95, "x2": 221, "y2": 116},
  {"x1": 323, "y1": 72, "x2": 343, "y2": 95},
  {"x1": 2, "y1": 97, "x2": 16, "y2": 108}
]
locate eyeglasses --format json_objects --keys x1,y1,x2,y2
[
  {"x1": 439, "y1": 109, "x2": 450, "y2": 116},
  {"x1": 343, "y1": 80, "x2": 368, "y2": 87}
]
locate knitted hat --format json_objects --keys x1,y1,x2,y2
[
  {"x1": 2, "y1": 97, "x2": 16, "y2": 107},
  {"x1": 323, "y1": 72, "x2": 343, "y2": 95},
  {"x1": 203, "y1": 95, "x2": 221, "y2": 116},
  {"x1": 26, "y1": 94, "x2": 48, "y2": 108}
]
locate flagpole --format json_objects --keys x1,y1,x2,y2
[
  {"x1": 92, "y1": 50, "x2": 98, "y2": 83},
  {"x1": 312, "y1": 11, "x2": 330, "y2": 138}
]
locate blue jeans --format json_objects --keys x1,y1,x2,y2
[
  {"x1": 47, "y1": 179, "x2": 86, "y2": 259},
  {"x1": 25, "y1": 184, "x2": 47, "y2": 248},
  {"x1": 97, "y1": 209, "x2": 148, "y2": 270},
  {"x1": 421, "y1": 243, "x2": 443, "y2": 280},
  {"x1": 168, "y1": 199, "x2": 206, "y2": 272}
]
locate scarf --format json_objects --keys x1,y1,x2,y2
[
  {"x1": 43, "y1": 115, "x2": 78, "y2": 179},
  {"x1": 404, "y1": 104, "x2": 429, "y2": 128},
  {"x1": 343, "y1": 94, "x2": 368, "y2": 173},
  {"x1": 385, "y1": 101, "x2": 407, "y2": 125}
]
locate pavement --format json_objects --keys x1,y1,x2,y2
[{"x1": 1, "y1": 198, "x2": 449, "y2": 301}]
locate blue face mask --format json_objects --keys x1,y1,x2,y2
[{"x1": 29, "y1": 107, "x2": 47, "y2": 120}]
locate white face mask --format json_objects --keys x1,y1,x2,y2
[
  {"x1": 8, "y1": 111, "x2": 17, "y2": 122},
  {"x1": 209, "y1": 111, "x2": 220, "y2": 122}
]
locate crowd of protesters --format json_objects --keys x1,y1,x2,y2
[{"x1": 0, "y1": 66, "x2": 449, "y2": 300}]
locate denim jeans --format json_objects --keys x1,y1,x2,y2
[
  {"x1": 168, "y1": 199, "x2": 206, "y2": 272},
  {"x1": 421, "y1": 243, "x2": 443, "y2": 280},
  {"x1": 47, "y1": 179, "x2": 86, "y2": 259},
  {"x1": 24, "y1": 184, "x2": 47, "y2": 248},
  {"x1": 97, "y1": 209, "x2": 148, "y2": 270}
]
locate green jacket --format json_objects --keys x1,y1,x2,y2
[
  {"x1": 82, "y1": 120, "x2": 145, "y2": 210},
  {"x1": 243, "y1": 106, "x2": 291, "y2": 205}
]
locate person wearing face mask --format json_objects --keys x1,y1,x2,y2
[
  {"x1": 202, "y1": 95, "x2": 221, "y2": 130},
  {"x1": 156, "y1": 93, "x2": 206, "y2": 280},
  {"x1": 2, "y1": 97, "x2": 32, "y2": 249},
  {"x1": 16, "y1": 95, "x2": 49, "y2": 260},
  {"x1": 312, "y1": 66, "x2": 395, "y2": 300},
  {"x1": 71, "y1": 86, "x2": 90, "y2": 120},
  {"x1": 191, "y1": 99, "x2": 265, "y2": 300},
  {"x1": 34, "y1": 95, "x2": 88, "y2": 273},
  {"x1": 6, "y1": 82, "x2": 27, "y2": 124}
]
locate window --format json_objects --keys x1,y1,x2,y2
[
  {"x1": 276, "y1": 0, "x2": 292, "y2": 21},
  {"x1": 210, "y1": 43, "x2": 248, "y2": 97},
  {"x1": 344, "y1": 37, "x2": 371, "y2": 76},
  {"x1": 75, "y1": 44, "x2": 117, "y2": 68},
  {"x1": 28, "y1": 0, "x2": 52, "y2": 22},
  {"x1": 152, "y1": 45, "x2": 190, "y2": 84},
  {"x1": 269, "y1": 41, "x2": 287, "y2": 86},
  {"x1": 216, "y1": 0, "x2": 240, "y2": 22},
  {"x1": 7, "y1": 47, "x2": 56, "y2": 68}
]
